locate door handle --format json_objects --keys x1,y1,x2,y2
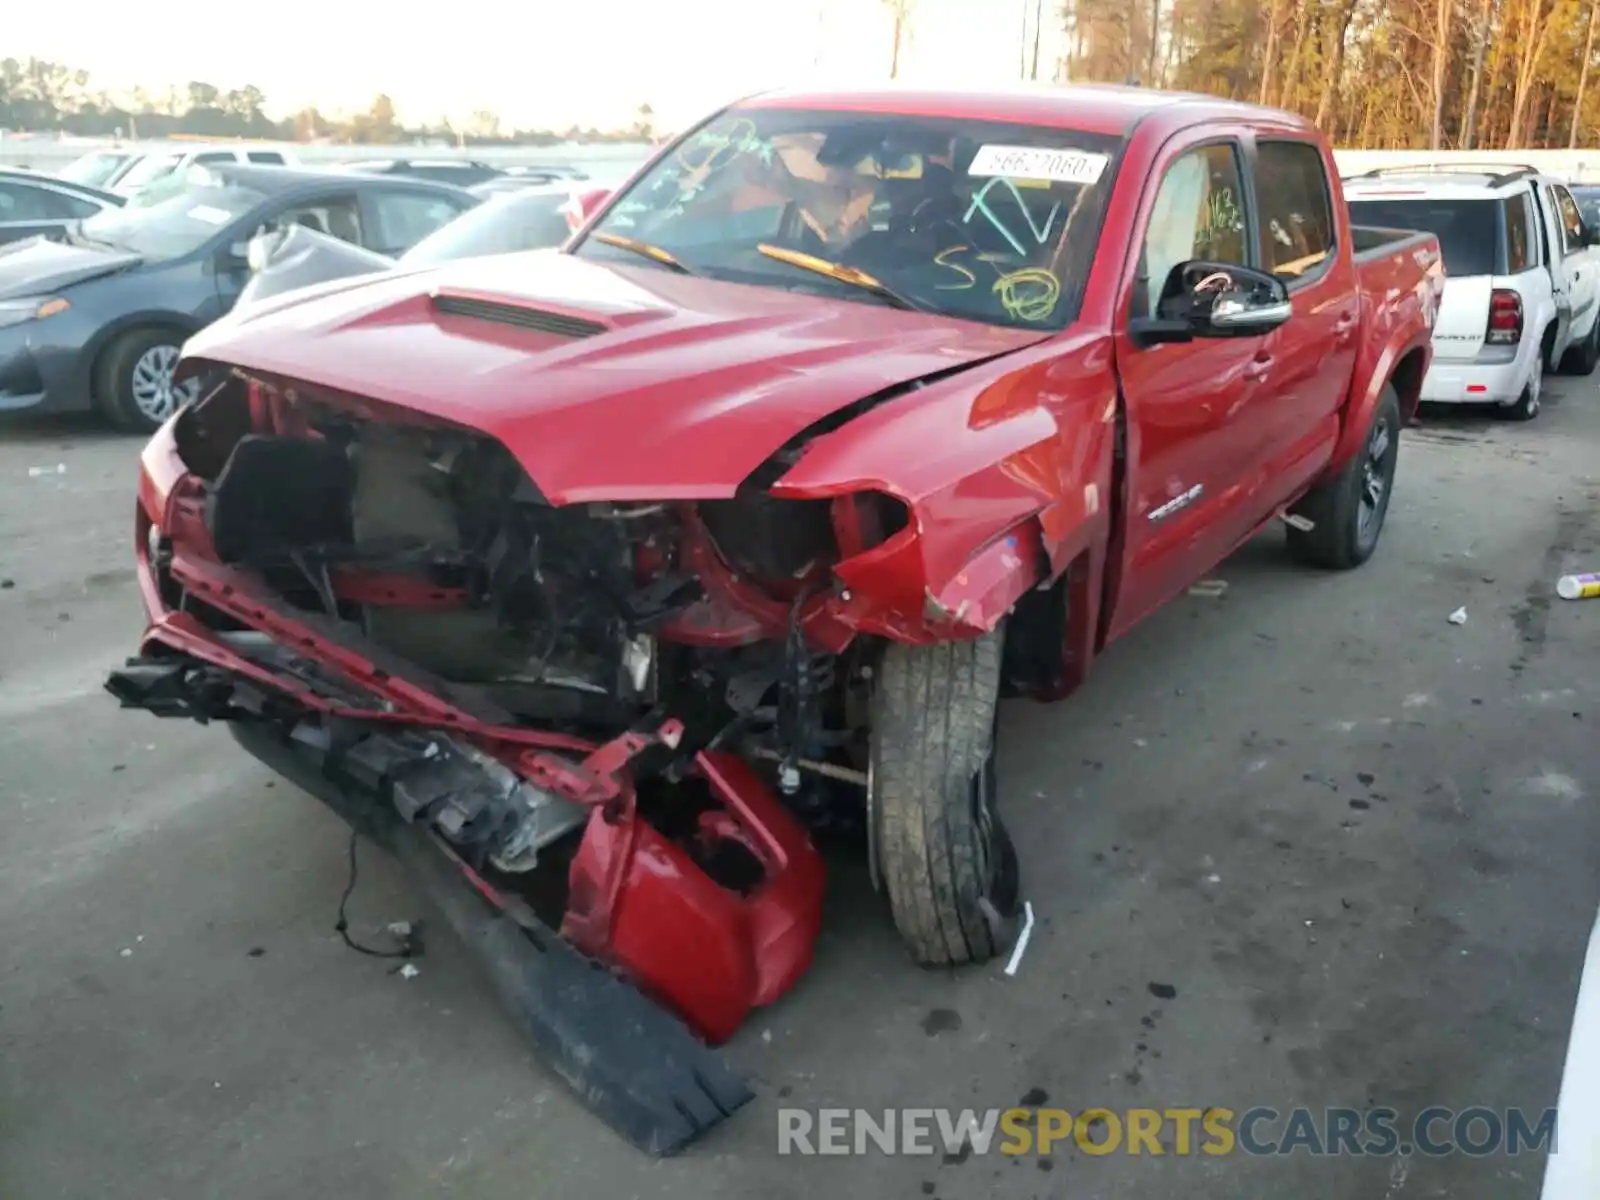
[{"x1": 1243, "y1": 354, "x2": 1273, "y2": 381}]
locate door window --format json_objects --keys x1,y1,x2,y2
[
  {"x1": 0, "y1": 182, "x2": 97, "y2": 221},
  {"x1": 1504, "y1": 192, "x2": 1535, "y2": 272},
  {"x1": 274, "y1": 195, "x2": 363, "y2": 244},
  {"x1": 370, "y1": 191, "x2": 468, "y2": 253},
  {"x1": 248, "y1": 151, "x2": 286, "y2": 164},
  {"x1": 194, "y1": 152, "x2": 236, "y2": 165},
  {"x1": 1255, "y1": 140, "x2": 1335, "y2": 281},
  {"x1": 1137, "y1": 143, "x2": 1248, "y2": 317},
  {"x1": 1554, "y1": 185, "x2": 1586, "y2": 255}
]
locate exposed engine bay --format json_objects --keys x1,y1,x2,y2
[{"x1": 192, "y1": 403, "x2": 888, "y2": 857}]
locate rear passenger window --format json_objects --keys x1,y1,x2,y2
[
  {"x1": 1504, "y1": 192, "x2": 1535, "y2": 272},
  {"x1": 1255, "y1": 140, "x2": 1335, "y2": 281},
  {"x1": 1138, "y1": 143, "x2": 1247, "y2": 317},
  {"x1": 248, "y1": 151, "x2": 286, "y2": 165},
  {"x1": 195, "y1": 152, "x2": 235, "y2": 165}
]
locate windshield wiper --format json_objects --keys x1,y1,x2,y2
[
  {"x1": 590, "y1": 232, "x2": 693, "y2": 274},
  {"x1": 756, "y1": 244, "x2": 929, "y2": 313}
]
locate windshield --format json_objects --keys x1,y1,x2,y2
[
  {"x1": 574, "y1": 106, "x2": 1122, "y2": 330},
  {"x1": 1347, "y1": 198, "x2": 1502, "y2": 276},
  {"x1": 115, "y1": 152, "x2": 186, "y2": 191},
  {"x1": 79, "y1": 183, "x2": 265, "y2": 260},
  {"x1": 60, "y1": 152, "x2": 128, "y2": 188},
  {"x1": 401, "y1": 191, "x2": 570, "y2": 267}
]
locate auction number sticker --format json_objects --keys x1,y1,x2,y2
[{"x1": 968, "y1": 145, "x2": 1109, "y2": 185}]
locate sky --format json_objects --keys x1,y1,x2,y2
[{"x1": 8, "y1": 0, "x2": 1066, "y2": 131}]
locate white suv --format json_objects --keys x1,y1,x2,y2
[
  {"x1": 1344, "y1": 164, "x2": 1600, "y2": 420},
  {"x1": 112, "y1": 144, "x2": 299, "y2": 200}
]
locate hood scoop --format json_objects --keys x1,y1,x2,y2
[{"x1": 431, "y1": 293, "x2": 607, "y2": 339}]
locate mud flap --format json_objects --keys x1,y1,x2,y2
[{"x1": 228, "y1": 720, "x2": 754, "y2": 1156}]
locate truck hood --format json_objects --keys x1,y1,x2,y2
[
  {"x1": 0, "y1": 234, "x2": 141, "y2": 299},
  {"x1": 182, "y1": 250, "x2": 1048, "y2": 503}
]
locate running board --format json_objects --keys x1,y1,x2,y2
[
  {"x1": 1280, "y1": 510, "x2": 1316, "y2": 532},
  {"x1": 228, "y1": 719, "x2": 754, "y2": 1156}
]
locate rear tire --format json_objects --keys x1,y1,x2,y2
[
  {"x1": 870, "y1": 626, "x2": 1020, "y2": 967},
  {"x1": 1499, "y1": 380, "x2": 1542, "y2": 421},
  {"x1": 1560, "y1": 315, "x2": 1600, "y2": 376},
  {"x1": 1287, "y1": 385, "x2": 1402, "y2": 570},
  {"x1": 94, "y1": 328, "x2": 200, "y2": 435}
]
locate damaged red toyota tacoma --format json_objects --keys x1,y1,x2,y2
[{"x1": 108, "y1": 85, "x2": 1442, "y2": 1152}]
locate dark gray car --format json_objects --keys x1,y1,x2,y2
[
  {"x1": 236, "y1": 184, "x2": 576, "y2": 308},
  {"x1": 0, "y1": 164, "x2": 478, "y2": 432}
]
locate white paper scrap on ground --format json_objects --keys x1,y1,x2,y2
[{"x1": 1004, "y1": 901, "x2": 1036, "y2": 977}]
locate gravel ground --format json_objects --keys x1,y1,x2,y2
[{"x1": 1, "y1": 381, "x2": 1597, "y2": 1199}]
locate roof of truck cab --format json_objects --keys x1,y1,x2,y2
[{"x1": 740, "y1": 83, "x2": 1315, "y2": 136}]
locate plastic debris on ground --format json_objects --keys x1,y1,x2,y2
[
  {"x1": 395, "y1": 963, "x2": 421, "y2": 980},
  {"x1": 27, "y1": 464, "x2": 66, "y2": 478},
  {"x1": 1003, "y1": 902, "x2": 1037, "y2": 977},
  {"x1": 1188, "y1": 579, "x2": 1229, "y2": 598},
  {"x1": 1557, "y1": 572, "x2": 1600, "y2": 601},
  {"x1": 1448, "y1": 607, "x2": 1468, "y2": 625}
]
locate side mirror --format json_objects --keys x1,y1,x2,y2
[
  {"x1": 1585, "y1": 225, "x2": 1600, "y2": 248},
  {"x1": 1129, "y1": 260, "x2": 1292, "y2": 346},
  {"x1": 220, "y1": 240, "x2": 251, "y2": 271}
]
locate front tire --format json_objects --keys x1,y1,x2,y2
[
  {"x1": 870, "y1": 627, "x2": 1020, "y2": 967},
  {"x1": 1287, "y1": 384, "x2": 1402, "y2": 570},
  {"x1": 95, "y1": 329, "x2": 200, "y2": 434}
]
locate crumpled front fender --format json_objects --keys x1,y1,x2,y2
[{"x1": 773, "y1": 334, "x2": 1117, "y2": 640}]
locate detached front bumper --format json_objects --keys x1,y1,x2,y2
[{"x1": 113, "y1": 418, "x2": 827, "y2": 1153}]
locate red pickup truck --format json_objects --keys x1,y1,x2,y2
[{"x1": 108, "y1": 85, "x2": 1441, "y2": 1147}]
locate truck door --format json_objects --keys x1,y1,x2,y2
[
  {"x1": 1107, "y1": 134, "x2": 1273, "y2": 638},
  {"x1": 1245, "y1": 138, "x2": 1358, "y2": 511},
  {"x1": 1552, "y1": 182, "x2": 1598, "y2": 346}
]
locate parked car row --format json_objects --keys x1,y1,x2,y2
[
  {"x1": 54, "y1": 146, "x2": 593, "y2": 202},
  {"x1": 0, "y1": 158, "x2": 600, "y2": 432}
]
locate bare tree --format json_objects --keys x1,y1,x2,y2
[
  {"x1": 883, "y1": 0, "x2": 916, "y2": 78},
  {"x1": 1431, "y1": 0, "x2": 1455, "y2": 147},
  {"x1": 1572, "y1": 0, "x2": 1599, "y2": 146},
  {"x1": 1460, "y1": 0, "x2": 1494, "y2": 148}
]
